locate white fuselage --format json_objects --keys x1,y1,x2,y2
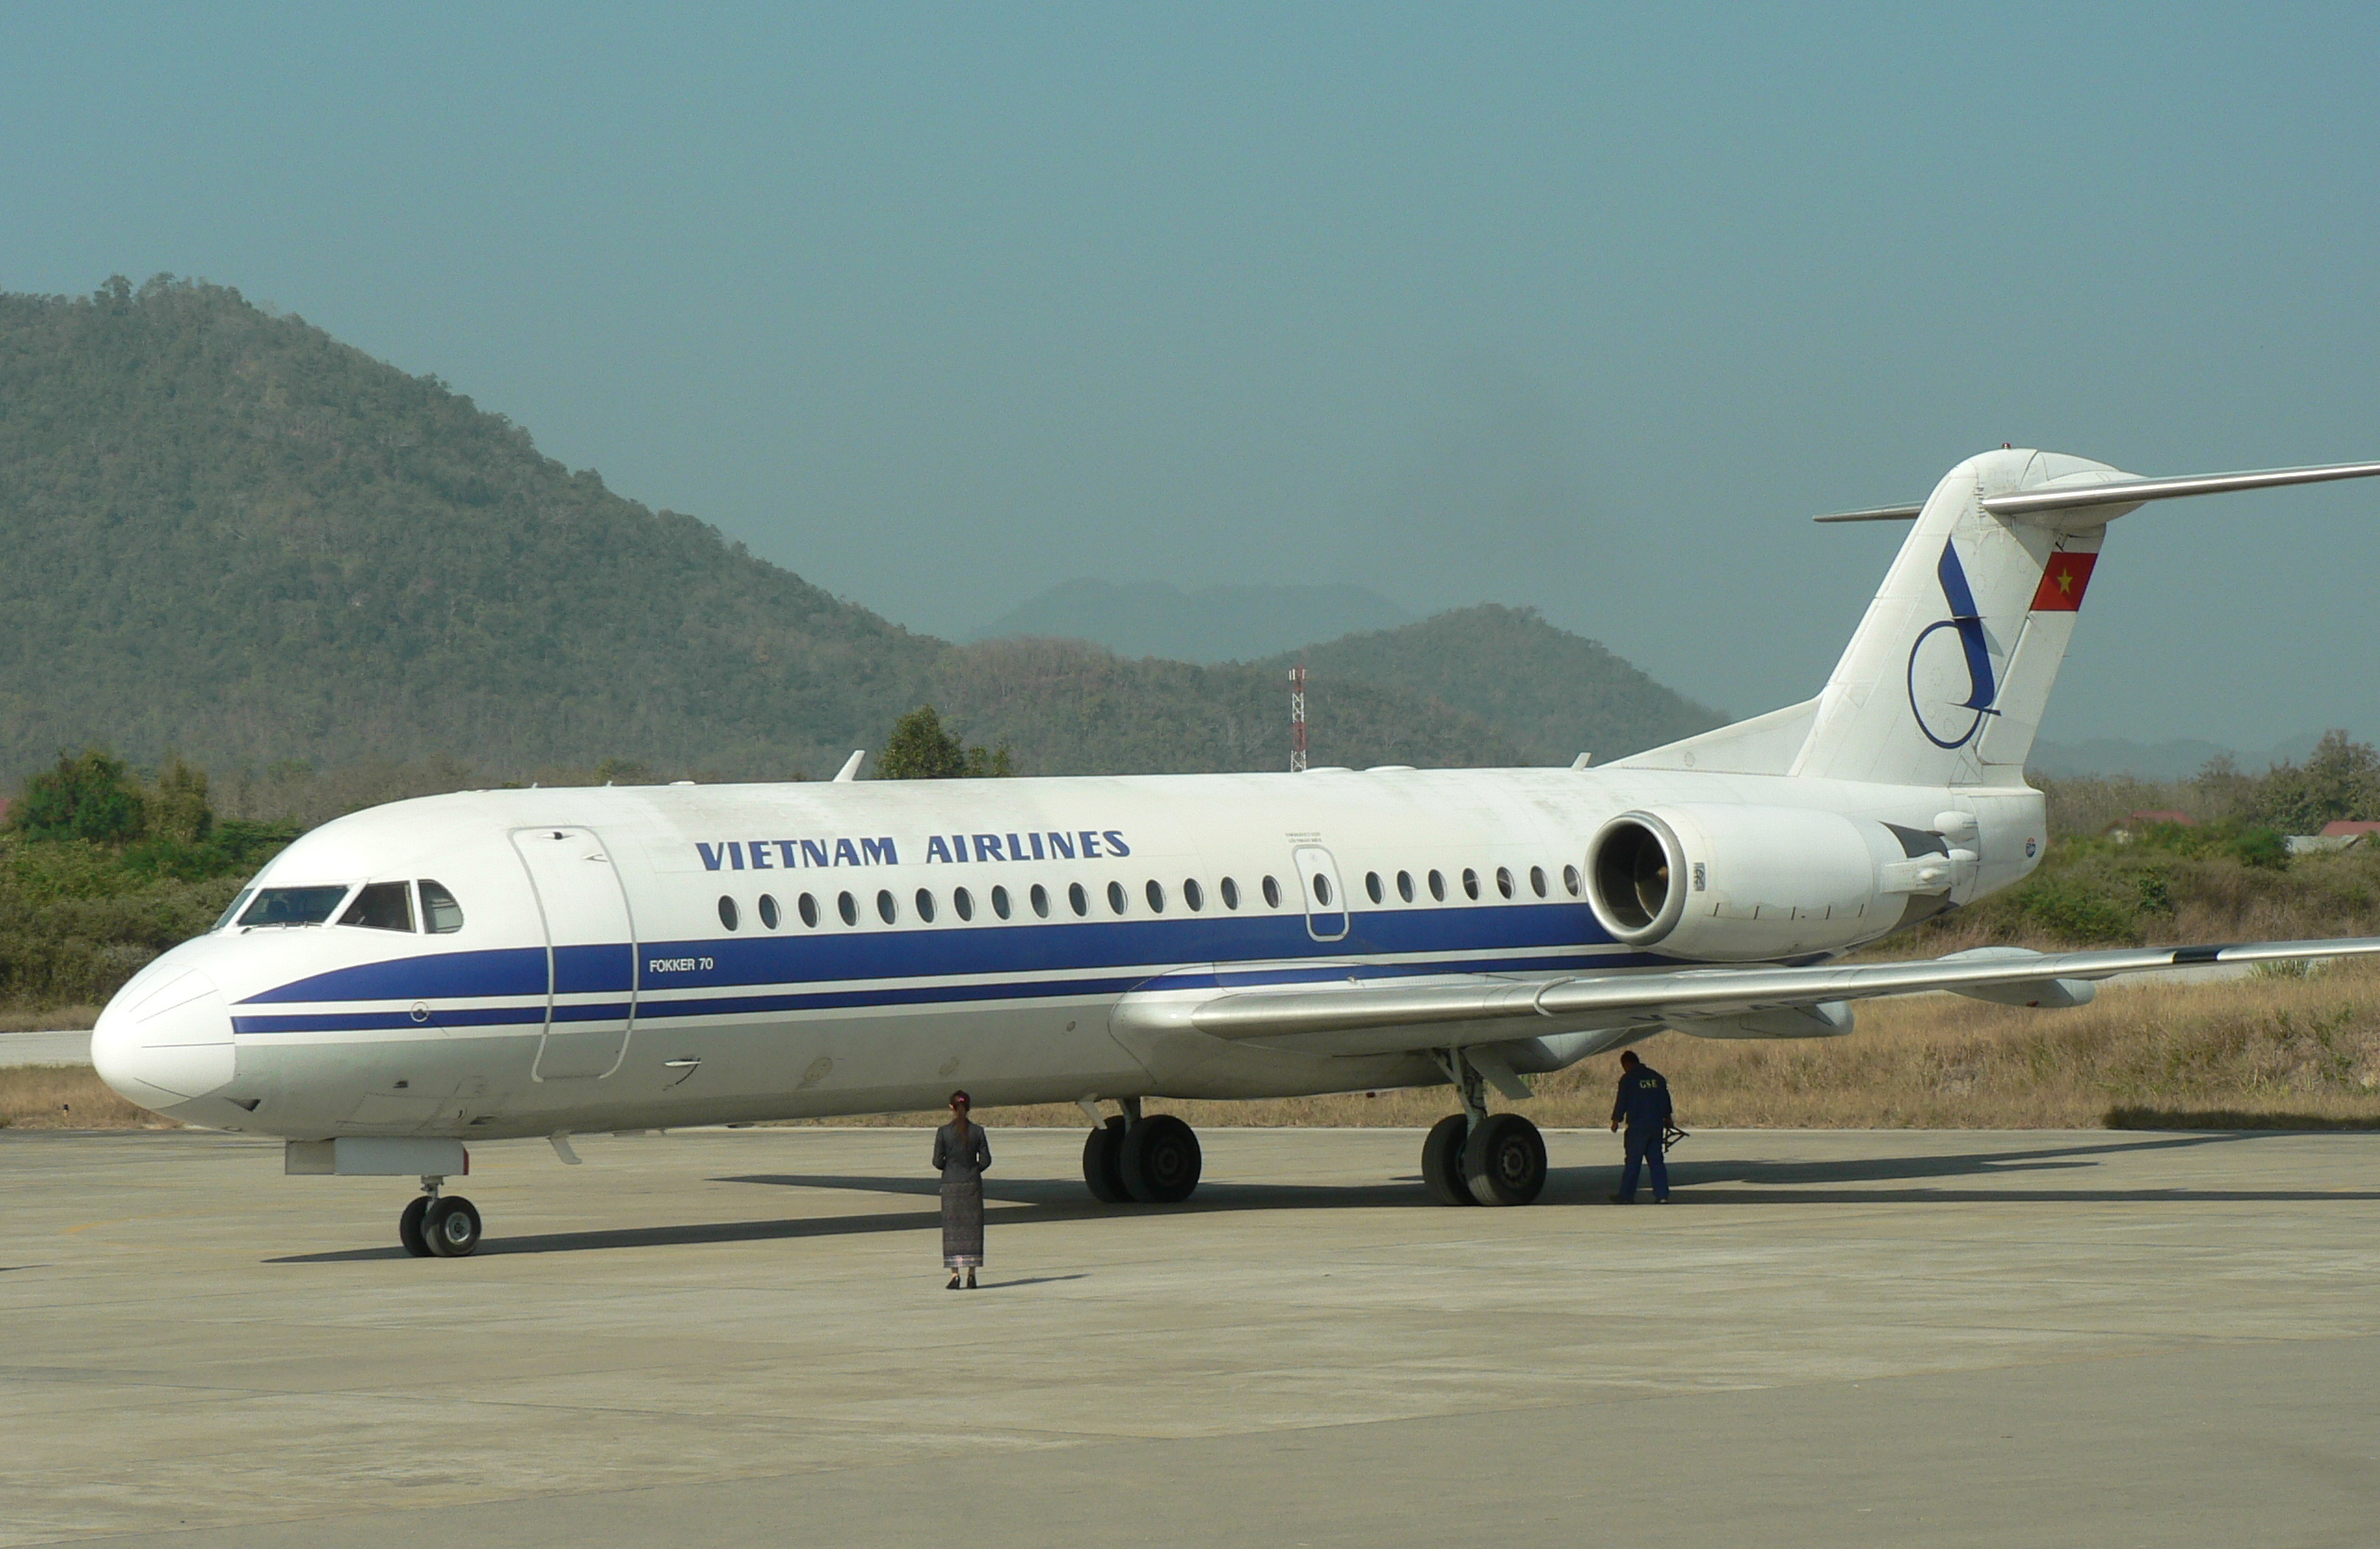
[{"x1": 91, "y1": 765, "x2": 2043, "y2": 1140}]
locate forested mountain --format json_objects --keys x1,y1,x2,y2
[
  {"x1": 0, "y1": 276, "x2": 1706, "y2": 788},
  {"x1": 1262, "y1": 604, "x2": 1725, "y2": 767},
  {"x1": 0, "y1": 276, "x2": 946, "y2": 779}
]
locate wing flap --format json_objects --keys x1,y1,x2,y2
[{"x1": 1187, "y1": 938, "x2": 2380, "y2": 1044}]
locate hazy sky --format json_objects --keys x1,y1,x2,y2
[{"x1": 7, "y1": 4, "x2": 2378, "y2": 748}]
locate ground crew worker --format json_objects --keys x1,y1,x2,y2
[{"x1": 1608, "y1": 1049, "x2": 1673, "y2": 1203}]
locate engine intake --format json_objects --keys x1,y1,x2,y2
[
  {"x1": 1591, "y1": 816, "x2": 1686, "y2": 939},
  {"x1": 1585, "y1": 804, "x2": 1924, "y2": 961}
]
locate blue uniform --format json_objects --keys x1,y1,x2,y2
[{"x1": 1611, "y1": 1065, "x2": 1673, "y2": 1201}]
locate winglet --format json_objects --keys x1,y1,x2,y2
[{"x1": 833, "y1": 750, "x2": 865, "y2": 782}]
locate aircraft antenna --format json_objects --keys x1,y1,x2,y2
[{"x1": 1289, "y1": 664, "x2": 1308, "y2": 773}]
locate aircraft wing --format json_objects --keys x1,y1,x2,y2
[{"x1": 1179, "y1": 937, "x2": 2380, "y2": 1055}]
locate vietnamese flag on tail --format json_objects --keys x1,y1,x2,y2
[{"x1": 2030, "y1": 551, "x2": 2097, "y2": 612}]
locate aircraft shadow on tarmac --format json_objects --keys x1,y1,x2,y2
[{"x1": 265, "y1": 1131, "x2": 2380, "y2": 1263}]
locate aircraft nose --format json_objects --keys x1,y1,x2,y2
[{"x1": 92, "y1": 968, "x2": 236, "y2": 1114}]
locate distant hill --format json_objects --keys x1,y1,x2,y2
[
  {"x1": 1263, "y1": 604, "x2": 1726, "y2": 766},
  {"x1": 2029, "y1": 733, "x2": 2329, "y2": 782},
  {"x1": 967, "y1": 579, "x2": 1413, "y2": 663},
  {"x1": 926, "y1": 636, "x2": 1522, "y2": 774},
  {"x1": 0, "y1": 277, "x2": 1580, "y2": 785}
]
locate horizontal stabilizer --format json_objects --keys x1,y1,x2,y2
[{"x1": 1815, "y1": 457, "x2": 2380, "y2": 523}]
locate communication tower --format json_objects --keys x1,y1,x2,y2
[{"x1": 1289, "y1": 665, "x2": 1308, "y2": 773}]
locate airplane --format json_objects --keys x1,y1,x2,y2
[{"x1": 91, "y1": 447, "x2": 2380, "y2": 1257}]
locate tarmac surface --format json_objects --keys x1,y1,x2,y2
[
  {"x1": 5, "y1": 1123, "x2": 2379, "y2": 1547},
  {"x1": 0, "y1": 1030, "x2": 89, "y2": 1066}
]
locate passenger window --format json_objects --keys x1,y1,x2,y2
[
  {"x1": 759, "y1": 894, "x2": 781, "y2": 930},
  {"x1": 1530, "y1": 866, "x2": 1548, "y2": 898},
  {"x1": 799, "y1": 892, "x2": 820, "y2": 928},
  {"x1": 1183, "y1": 878, "x2": 1204, "y2": 912},
  {"x1": 339, "y1": 881, "x2": 415, "y2": 933},
  {"x1": 1145, "y1": 879, "x2": 1166, "y2": 913},
  {"x1": 1068, "y1": 882, "x2": 1089, "y2": 917},
  {"x1": 1313, "y1": 873, "x2": 1333, "y2": 907},
  {"x1": 1428, "y1": 869, "x2": 1447, "y2": 902},
  {"x1": 1262, "y1": 875, "x2": 1282, "y2": 908},
  {"x1": 877, "y1": 890, "x2": 898, "y2": 924},
  {"x1": 838, "y1": 891, "x2": 858, "y2": 926},
  {"x1": 1365, "y1": 871, "x2": 1382, "y2": 904},
  {"x1": 915, "y1": 888, "x2": 936, "y2": 923},
  {"x1": 1462, "y1": 868, "x2": 1481, "y2": 901},
  {"x1": 1107, "y1": 880, "x2": 1129, "y2": 915},
  {"x1": 718, "y1": 896, "x2": 740, "y2": 932},
  {"x1": 1496, "y1": 867, "x2": 1514, "y2": 899},
  {"x1": 989, "y1": 884, "x2": 1010, "y2": 920},
  {"x1": 241, "y1": 885, "x2": 350, "y2": 928},
  {"x1": 954, "y1": 886, "x2": 975, "y2": 921},
  {"x1": 1221, "y1": 877, "x2": 1241, "y2": 910},
  {"x1": 1031, "y1": 883, "x2": 1051, "y2": 919},
  {"x1": 1396, "y1": 870, "x2": 1414, "y2": 903},
  {"x1": 1563, "y1": 864, "x2": 1581, "y2": 897}
]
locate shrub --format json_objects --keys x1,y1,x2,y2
[
  {"x1": 2015, "y1": 874, "x2": 2137, "y2": 944},
  {"x1": 2229, "y1": 827, "x2": 2290, "y2": 870}
]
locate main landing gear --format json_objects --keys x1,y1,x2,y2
[
  {"x1": 1420, "y1": 1050, "x2": 1547, "y2": 1207},
  {"x1": 1081, "y1": 1098, "x2": 1203, "y2": 1204},
  {"x1": 398, "y1": 1176, "x2": 483, "y2": 1257}
]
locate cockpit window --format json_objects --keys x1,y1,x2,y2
[
  {"x1": 238, "y1": 885, "x2": 350, "y2": 928},
  {"x1": 213, "y1": 889, "x2": 256, "y2": 933},
  {"x1": 419, "y1": 880, "x2": 465, "y2": 934},
  {"x1": 338, "y1": 881, "x2": 416, "y2": 933}
]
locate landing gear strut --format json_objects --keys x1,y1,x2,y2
[
  {"x1": 1080, "y1": 1099, "x2": 1203, "y2": 1204},
  {"x1": 1421, "y1": 1050, "x2": 1546, "y2": 1207},
  {"x1": 401, "y1": 1176, "x2": 483, "y2": 1257}
]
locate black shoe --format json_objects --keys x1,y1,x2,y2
[
  {"x1": 965, "y1": 1272, "x2": 978, "y2": 1290},
  {"x1": 1654, "y1": 1195, "x2": 1672, "y2": 1204},
  {"x1": 1607, "y1": 1193, "x2": 1633, "y2": 1204},
  {"x1": 946, "y1": 1274, "x2": 962, "y2": 1290}
]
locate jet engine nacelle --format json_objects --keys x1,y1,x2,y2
[{"x1": 1586, "y1": 803, "x2": 1932, "y2": 961}]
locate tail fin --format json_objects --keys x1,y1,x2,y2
[
  {"x1": 1619, "y1": 449, "x2": 2380, "y2": 787},
  {"x1": 1792, "y1": 447, "x2": 2106, "y2": 785}
]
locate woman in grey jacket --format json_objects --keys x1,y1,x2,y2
[{"x1": 932, "y1": 1091, "x2": 991, "y2": 1290}]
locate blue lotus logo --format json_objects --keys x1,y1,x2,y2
[{"x1": 1906, "y1": 538, "x2": 1999, "y2": 749}]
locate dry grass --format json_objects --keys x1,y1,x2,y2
[
  {"x1": 20, "y1": 966, "x2": 2380, "y2": 1133},
  {"x1": 0, "y1": 1005, "x2": 97, "y2": 1032},
  {"x1": 0, "y1": 1065, "x2": 177, "y2": 1130}
]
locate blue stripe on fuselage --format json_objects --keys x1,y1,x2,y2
[
  {"x1": 235, "y1": 901, "x2": 1613, "y2": 1009},
  {"x1": 225, "y1": 947, "x2": 1658, "y2": 1037}
]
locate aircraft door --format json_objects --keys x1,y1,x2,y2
[
  {"x1": 1292, "y1": 845, "x2": 1350, "y2": 942},
  {"x1": 511, "y1": 827, "x2": 637, "y2": 1080}
]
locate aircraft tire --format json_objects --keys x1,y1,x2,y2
[
  {"x1": 399, "y1": 1196, "x2": 434, "y2": 1256},
  {"x1": 1461, "y1": 1114, "x2": 1547, "y2": 1206},
  {"x1": 423, "y1": 1196, "x2": 483, "y2": 1257},
  {"x1": 1082, "y1": 1118, "x2": 1131, "y2": 1202},
  {"x1": 1421, "y1": 1114, "x2": 1476, "y2": 1206},
  {"x1": 1118, "y1": 1115, "x2": 1201, "y2": 1204}
]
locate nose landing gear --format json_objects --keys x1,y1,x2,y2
[{"x1": 399, "y1": 1176, "x2": 483, "y2": 1257}]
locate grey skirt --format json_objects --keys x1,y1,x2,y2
[{"x1": 941, "y1": 1176, "x2": 985, "y2": 1267}]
